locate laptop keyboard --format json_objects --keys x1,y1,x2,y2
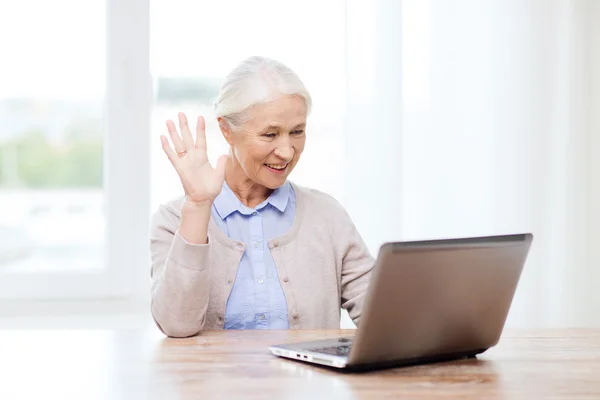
[{"x1": 308, "y1": 338, "x2": 353, "y2": 357}]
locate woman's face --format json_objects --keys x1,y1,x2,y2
[{"x1": 226, "y1": 95, "x2": 307, "y2": 189}]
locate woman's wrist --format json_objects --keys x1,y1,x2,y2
[
  {"x1": 182, "y1": 198, "x2": 213, "y2": 213},
  {"x1": 179, "y1": 199, "x2": 212, "y2": 245}
]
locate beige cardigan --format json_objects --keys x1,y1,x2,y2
[{"x1": 149, "y1": 182, "x2": 375, "y2": 337}]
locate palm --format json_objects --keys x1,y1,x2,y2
[
  {"x1": 175, "y1": 148, "x2": 223, "y2": 202},
  {"x1": 160, "y1": 113, "x2": 228, "y2": 205}
]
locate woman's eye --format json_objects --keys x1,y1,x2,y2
[
  {"x1": 291, "y1": 130, "x2": 304, "y2": 135},
  {"x1": 263, "y1": 133, "x2": 277, "y2": 138}
]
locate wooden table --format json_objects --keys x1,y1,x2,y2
[{"x1": 0, "y1": 329, "x2": 599, "y2": 399}]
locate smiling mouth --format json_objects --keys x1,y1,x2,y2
[
  {"x1": 264, "y1": 163, "x2": 288, "y2": 173},
  {"x1": 265, "y1": 163, "x2": 287, "y2": 170}
]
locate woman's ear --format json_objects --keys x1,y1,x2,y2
[{"x1": 218, "y1": 117, "x2": 234, "y2": 146}]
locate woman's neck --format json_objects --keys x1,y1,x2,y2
[{"x1": 224, "y1": 155, "x2": 273, "y2": 209}]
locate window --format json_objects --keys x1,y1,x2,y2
[
  {"x1": 150, "y1": 0, "x2": 347, "y2": 210},
  {"x1": 0, "y1": 0, "x2": 150, "y2": 299}
]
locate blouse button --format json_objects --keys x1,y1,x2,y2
[
  {"x1": 282, "y1": 276, "x2": 289, "y2": 283},
  {"x1": 292, "y1": 312, "x2": 299, "y2": 319}
]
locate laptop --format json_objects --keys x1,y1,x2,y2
[{"x1": 269, "y1": 233, "x2": 533, "y2": 370}]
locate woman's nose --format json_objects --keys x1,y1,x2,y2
[{"x1": 274, "y1": 145, "x2": 294, "y2": 162}]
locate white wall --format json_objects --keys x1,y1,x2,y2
[
  {"x1": 345, "y1": 0, "x2": 600, "y2": 328},
  {"x1": 588, "y1": 0, "x2": 600, "y2": 321},
  {"x1": 344, "y1": 0, "x2": 404, "y2": 254}
]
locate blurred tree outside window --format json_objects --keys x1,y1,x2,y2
[{"x1": 0, "y1": 99, "x2": 103, "y2": 189}]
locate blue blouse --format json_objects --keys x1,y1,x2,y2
[{"x1": 211, "y1": 181, "x2": 295, "y2": 329}]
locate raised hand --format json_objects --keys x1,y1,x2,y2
[{"x1": 160, "y1": 113, "x2": 228, "y2": 206}]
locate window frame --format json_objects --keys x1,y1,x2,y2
[{"x1": 0, "y1": 0, "x2": 151, "y2": 301}]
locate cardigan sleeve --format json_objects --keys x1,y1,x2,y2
[
  {"x1": 149, "y1": 203, "x2": 212, "y2": 338},
  {"x1": 334, "y1": 207, "x2": 375, "y2": 325}
]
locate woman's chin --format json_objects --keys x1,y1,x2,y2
[
  {"x1": 258, "y1": 174, "x2": 289, "y2": 189},
  {"x1": 264, "y1": 179, "x2": 287, "y2": 189}
]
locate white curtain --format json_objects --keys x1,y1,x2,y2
[{"x1": 344, "y1": 0, "x2": 600, "y2": 328}]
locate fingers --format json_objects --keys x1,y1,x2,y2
[
  {"x1": 178, "y1": 112, "x2": 195, "y2": 149},
  {"x1": 195, "y1": 116, "x2": 207, "y2": 150},
  {"x1": 160, "y1": 135, "x2": 177, "y2": 165},
  {"x1": 166, "y1": 119, "x2": 185, "y2": 154},
  {"x1": 215, "y1": 154, "x2": 229, "y2": 182}
]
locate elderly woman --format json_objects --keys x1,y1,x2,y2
[{"x1": 150, "y1": 56, "x2": 374, "y2": 337}]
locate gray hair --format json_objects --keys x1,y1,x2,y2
[{"x1": 214, "y1": 56, "x2": 312, "y2": 130}]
